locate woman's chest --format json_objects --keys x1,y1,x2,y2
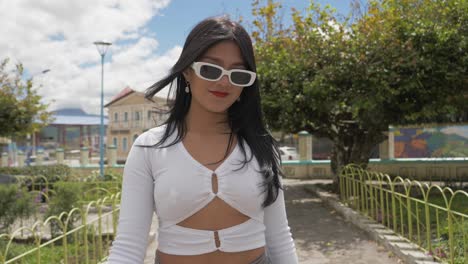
[
  {"x1": 150, "y1": 146, "x2": 265, "y2": 217},
  {"x1": 153, "y1": 159, "x2": 264, "y2": 202}
]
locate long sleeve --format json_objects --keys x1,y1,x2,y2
[
  {"x1": 108, "y1": 140, "x2": 155, "y2": 263},
  {"x1": 264, "y1": 186, "x2": 298, "y2": 264}
]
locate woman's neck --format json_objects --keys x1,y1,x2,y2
[{"x1": 185, "y1": 105, "x2": 231, "y2": 136}]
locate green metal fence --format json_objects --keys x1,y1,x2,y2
[
  {"x1": 0, "y1": 192, "x2": 121, "y2": 264},
  {"x1": 340, "y1": 164, "x2": 468, "y2": 264}
]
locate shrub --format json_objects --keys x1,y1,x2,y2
[
  {"x1": 45, "y1": 182, "x2": 81, "y2": 237},
  {"x1": 0, "y1": 185, "x2": 36, "y2": 233},
  {"x1": 82, "y1": 170, "x2": 122, "y2": 183},
  {"x1": 0, "y1": 164, "x2": 70, "y2": 183}
]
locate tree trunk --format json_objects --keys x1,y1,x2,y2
[{"x1": 330, "y1": 129, "x2": 386, "y2": 193}]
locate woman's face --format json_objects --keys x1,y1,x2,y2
[{"x1": 184, "y1": 40, "x2": 246, "y2": 114}]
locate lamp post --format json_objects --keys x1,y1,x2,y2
[
  {"x1": 93, "y1": 41, "x2": 112, "y2": 178},
  {"x1": 28, "y1": 69, "x2": 51, "y2": 162}
]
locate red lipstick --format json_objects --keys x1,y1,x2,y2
[{"x1": 210, "y1": 91, "x2": 229, "y2": 98}]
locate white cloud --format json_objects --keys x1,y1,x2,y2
[
  {"x1": 0, "y1": 0, "x2": 179, "y2": 115},
  {"x1": 441, "y1": 126, "x2": 468, "y2": 139}
]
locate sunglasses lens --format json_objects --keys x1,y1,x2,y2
[
  {"x1": 231, "y1": 71, "x2": 253, "y2": 86},
  {"x1": 194, "y1": 62, "x2": 255, "y2": 86},
  {"x1": 200, "y1": 64, "x2": 222, "y2": 80}
]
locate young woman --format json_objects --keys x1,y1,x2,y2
[{"x1": 108, "y1": 16, "x2": 298, "y2": 264}]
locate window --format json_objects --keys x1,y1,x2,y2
[
  {"x1": 123, "y1": 137, "x2": 128, "y2": 152},
  {"x1": 133, "y1": 134, "x2": 138, "y2": 142},
  {"x1": 114, "y1": 113, "x2": 118, "y2": 122},
  {"x1": 113, "y1": 137, "x2": 118, "y2": 149},
  {"x1": 135, "y1": 111, "x2": 140, "y2": 120},
  {"x1": 147, "y1": 110, "x2": 152, "y2": 120},
  {"x1": 124, "y1": 112, "x2": 128, "y2": 122}
]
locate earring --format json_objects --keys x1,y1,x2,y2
[
  {"x1": 185, "y1": 81, "x2": 190, "y2": 93},
  {"x1": 236, "y1": 96, "x2": 241, "y2": 102}
]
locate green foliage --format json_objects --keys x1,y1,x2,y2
[
  {"x1": 0, "y1": 241, "x2": 65, "y2": 264},
  {"x1": 0, "y1": 185, "x2": 19, "y2": 233},
  {"x1": 0, "y1": 171, "x2": 120, "y2": 262},
  {"x1": 83, "y1": 169, "x2": 122, "y2": 182},
  {"x1": 252, "y1": 0, "x2": 468, "y2": 179},
  {"x1": 0, "y1": 164, "x2": 71, "y2": 183},
  {"x1": 0, "y1": 58, "x2": 54, "y2": 137},
  {"x1": 45, "y1": 182, "x2": 81, "y2": 237},
  {"x1": 43, "y1": 178, "x2": 120, "y2": 236},
  {"x1": 59, "y1": 181, "x2": 121, "y2": 203},
  {"x1": 0, "y1": 239, "x2": 112, "y2": 264},
  {"x1": 392, "y1": 195, "x2": 468, "y2": 263},
  {"x1": 0, "y1": 185, "x2": 36, "y2": 233},
  {"x1": 63, "y1": 170, "x2": 122, "y2": 202}
]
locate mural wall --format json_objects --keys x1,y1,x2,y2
[
  {"x1": 310, "y1": 124, "x2": 468, "y2": 159},
  {"x1": 394, "y1": 125, "x2": 468, "y2": 158}
]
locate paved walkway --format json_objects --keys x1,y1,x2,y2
[
  {"x1": 283, "y1": 179, "x2": 402, "y2": 264},
  {"x1": 144, "y1": 179, "x2": 403, "y2": 264}
]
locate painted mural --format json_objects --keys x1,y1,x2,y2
[
  {"x1": 394, "y1": 125, "x2": 468, "y2": 158},
  {"x1": 310, "y1": 124, "x2": 468, "y2": 159}
]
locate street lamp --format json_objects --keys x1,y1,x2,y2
[
  {"x1": 93, "y1": 41, "x2": 112, "y2": 178},
  {"x1": 28, "y1": 69, "x2": 51, "y2": 159}
]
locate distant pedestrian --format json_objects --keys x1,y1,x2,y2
[{"x1": 26, "y1": 150, "x2": 32, "y2": 166}]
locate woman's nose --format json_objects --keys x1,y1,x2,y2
[{"x1": 218, "y1": 74, "x2": 230, "y2": 86}]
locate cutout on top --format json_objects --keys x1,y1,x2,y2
[
  {"x1": 214, "y1": 231, "x2": 220, "y2": 248},
  {"x1": 174, "y1": 138, "x2": 251, "y2": 232},
  {"x1": 212, "y1": 173, "x2": 218, "y2": 194}
]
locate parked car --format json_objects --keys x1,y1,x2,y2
[{"x1": 279, "y1": 146, "x2": 299, "y2": 161}]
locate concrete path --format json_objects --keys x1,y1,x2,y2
[
  {"x1": 283, "y1": 179, "x2": 402, "y2": 264},
  {"x1": 143, "y1": 179, "x2": 404, "y2": 264}
]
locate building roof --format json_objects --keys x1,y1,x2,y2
[
  {"x1": 50, "y1": 108, "x2": 108, "y2": 126},
  {"x1": 105, "y1": 86, "x2": 169, "y2": 107},
  {"x1": 53, "y1": 108, "x2": 88, "y2": 116},
  {"x1": 105, "y1": 86, "x2": 136, "y2": 107}
]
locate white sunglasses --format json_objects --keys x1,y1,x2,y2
[{"x1": 191, "y1": 61, "x2": 256, "y2": 87}]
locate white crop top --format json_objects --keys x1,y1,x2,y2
[{"x1": 108, "y1": 126, "x2": 298, "y2": 263}]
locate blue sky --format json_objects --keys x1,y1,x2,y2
[
  {"x1": 0, "y1": 0, "x2": 352, "y2": 114},
  {"x1": 148, "y1": 0, "x2": 351, "y2": 54}
]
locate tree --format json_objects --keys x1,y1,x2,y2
[
  {"x1": 0, "y1": 58, "x2": 53, "y2": 138},
  {"x1": 252, "y1": 0, "x2": 467, "y2": 188}
]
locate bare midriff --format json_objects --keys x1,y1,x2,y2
[
  {"x1": 156, "y1": 135, "x2": 266, "y2": 264},
  {"x1": 156, "y1": 247, "x2": 265, "y2": 264},
  {"x1": 156, "y1": 198, "x2": 265, "y2": 264}
]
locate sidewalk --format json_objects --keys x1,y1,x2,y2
[
  {"x1": 144, "y1": 179, "x2": 403, "y2": 264},
  {"x1": 283, "y1": 179, "x2": 402, "y2": 264}
]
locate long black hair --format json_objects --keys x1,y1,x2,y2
[{"x1": 144, "y1": 16, "x2": 282, "y2": 207}]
